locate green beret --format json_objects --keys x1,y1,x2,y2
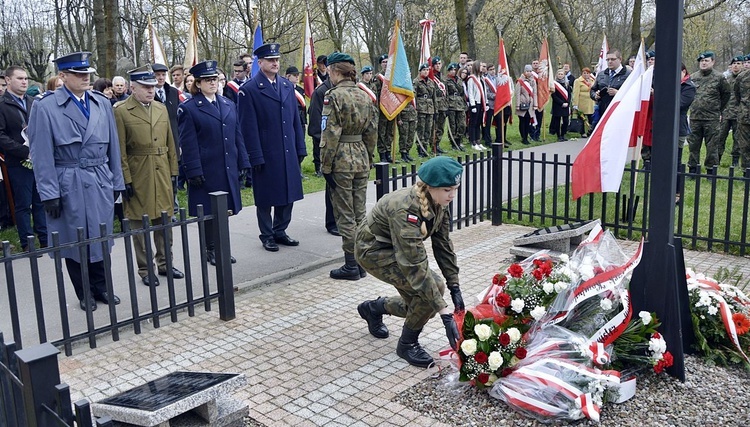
[
  {"x1": 697, "y1": 51, "x2": 714, "y2": 61},
  {"x1": 419, "y1": 63, "x2": 429, "y2": 71},
  {"x1": 745, "y1": 54, "x2": 750, "y2": 61},
  {"x1": 361, "y1": 65, "x2": 373, "y2": 74},
  {"x1": 431, "y1": 56, "x2": 441, "y2": 65},
  {"x1": 379, "y1": 54, "x2": 388, "y2": 63},
  {"x1": 447, "y1": 62, "x2": 459, "y2": 71},
  {"x1": 731, "y1": 55, "x2": 745, "y2": 64},
  {"x1": 418, "y1": 157, "x2": 463, "y2": 188},
  {"x1": 327, "y1": 52, "x2": 355, "y2": 66},
  {"x1": 646, "y1": 50, "x2": 655, "y2": 59}
]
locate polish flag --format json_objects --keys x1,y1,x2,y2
[
  {"x1": 595, "y1": 34, "x2": 609, "y2": 76},
  {"x1": 536, "y1": 39, "x2": 553, "y2": 109},
  {"x1": 419, "y1": 18, "x2": 434, "y2": 78},
  {"x1": 183, "y1": 8, "x2": 199, "y2": 69},
  {"x1": 302, "y1": 11, "x2": 315, "y2": 98},
  {"x1": 494, "y1": 36, "x2": 513, "y2": 112},
  {"x1": 627, "y1": 41, "x2": 651, "y2": 162},
  {"x1": 571, "y1": 65, "x2": 653, "y2": 199}
]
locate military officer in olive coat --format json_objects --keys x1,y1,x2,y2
[{"x1": 115, "y1": 66, "x2": 182, "y2": 286}]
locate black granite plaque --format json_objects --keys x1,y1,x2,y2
[{"x1": 99, "y1": 371, "x2": 238, "y2": 411}]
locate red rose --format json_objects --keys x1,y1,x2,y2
[
  {"x1": 508, "y1": 264, "x2": 524, "y2": 278},
  {"x1": 532, "y1": 269, "x2": 544, "y2": 281},
  {"x1": 499, "y1": 333, "x2": 511, "y2": 346},
  {"x1": 662, "y1": 351, "x2": 674, "y2": 367},
  {"x1": 501, "y1": 368, "x2": 513, "y2": 377},
  {"x1": 493, "y1": 273, "x2": 508, "y2": 286},
  {"x1": 474, "y1": 351, "x2": 488, "y2": 364},
  {"x1": 477, "y1": 372, "x2": 490, "y2": 384},
  {"x1": 652, "y1": 332, "x2": 661, "y2": 339},
  {"x1": 654, "y1": 361, "x2": 665, "y2": 373},
  {"x1": 495, "y1": 293, "x2": 511, "y2": 308},
  {"x1": 515, "y1": 347, "x2": 527, "y2": 359}
]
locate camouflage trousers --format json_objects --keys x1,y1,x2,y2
[
  {"x1": 329, "y1": 171, "x2": 369, "y2": 254},
  {"x1": 378, "y1": 113, "x2": 395, "y2": 155},
  {"x1": 434, "y1": 110, "x2": 448, "y2": 147},
  {"x1": 735, "y1": 122, "x2": 750, "y2": 170},
  {"x1": 718, "y1": 119, "x2": 741, "y2": 163},
  {"x1": 446, "y1": 110, "x2": 466, "y2": 147},
  {"x1": 416, "y1": 113, "x2": 434, "y2": 150},
  {"x1": 687, "y1": 119, "x2": 722, "y2": 169},
  {"x1": 397, "y1": 119, "x2": 417, "y2": 154}
]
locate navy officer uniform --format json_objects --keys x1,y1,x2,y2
[
  {"x1": 177, "y1": 60, "x2": 250, "y2": 264},
  {"x1": 239, "y1": 43, "x2": 306, "y2": 252},
  {"x1": 28, "y1": 52, "x2": 125, "y2": 311}
]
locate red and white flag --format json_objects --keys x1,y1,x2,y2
[
  {"x1": 494, "y1": 36, "x2": 513, "y2": 113},
  {"x1": 627, "y1": 41, "x2": 651, "y2": 161},
  {"x1": 571, "y1": 64, "x2": 653, "y2": 199},
  {"x1": 301, "y1": 11, "x2": 316, "y2": 98},
  {"x1": 147, "y1": 16, "x2": 170, "y2": 84},
  {"x1": 419, "y1": 18, "x2": 434, "y2": 78},
  {"x1": 595, "y1": 33, "x2": 609, "y2": 76},
  {"x1": 536, "y1": 39, "x2": 553, "y2": 109},
  {"x1": 183, "y1": 8, "x2": 199, "y2": 69}
]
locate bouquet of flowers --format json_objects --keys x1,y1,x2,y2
[{"x1": 611, "y1": 311, "x2": 674, "y2": 373}]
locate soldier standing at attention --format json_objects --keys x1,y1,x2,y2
[
  {"x1": 115, "y1": 66, "x2": 182, "y2": 287},
  {"x1": 718, "y1": 55, "x2": 745, "y2": 167},
  {"x1": 28, "y1": 52, "x2": 125, "y2": 311},
  {"x1": 734, "y1": 54, "x2": 750, "y2": 170},
  {"x1": 444, "y1": 63, "x2": 466, "y2": 151},
  {"x1": 355, "y1": 156, "x2": 465, "y2": 367},
  {"x1": 397, "y1": 96, "x2": 418, "y2": 161},
  {"x1": 431, "y1": 57, "x2": 448, "y2": 153},
  {"x1": 320, "y1": 53, "x2": 378, "y2": 280},
  {"x1": 415, "y1": 63, "x2": 437, "y2": 155},
  {"x1": 687, "y1": 51, "x2": 731, "y2": 174},
  {"x1": 373, "y1": 54, "x2": 394, "y2": 163}
]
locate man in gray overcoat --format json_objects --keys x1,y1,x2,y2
[{"x1": 28, "y1": 52, "x2": 125, "y2": 311}]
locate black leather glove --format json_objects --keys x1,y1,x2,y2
[
  {"x1": 188, "y1": 175, "x2": 205, "y2": 188},
  {"x1": 43, "y1": 198, "x2": 61, "y2": 219},
  {"x1": 171, "y1": 176, "x2": 178, "y2": 192},
  {"x1": 448, "y1": 284, "x2": 465, "y2": 312},
  {"x1": 441, "y1": 313, "x2": 460, "y2": 350},
  {"x1": 298, "y1": 155, "x2": 305, "y2": 164},
  {"x1": 239, "y1": 168, "x2": 247, "y2": 184},
  {"x1": 123, "y1": 183, "x2": 134, "y2": 201},
  {"x1": 323, "y1": 173, "x2": 336, "y2": 190},
  {"x1": 253, "y1": 164, "x2": 265, "y2": 173}
]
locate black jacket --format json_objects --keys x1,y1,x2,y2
[
  {"x1": 551, "y1": 80, "x2": 572, "y2": 117},
  {"x1": 155, "y1": 83, "x2": 181, "y2": 148},
  {"x1": 0, "y1": 92, "x2": 34, "y2": 168},
  {"x1": 590, "y1": 66, "x2": 630, "y2": 115},
  {"x1": 307, "y1": 79, "x2": 333, "y2": 140}
]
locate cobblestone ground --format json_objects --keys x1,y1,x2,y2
[{"x1": 59, "y1": 222, "x2": 749, "y2": 426}]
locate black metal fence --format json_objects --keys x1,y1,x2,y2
[
  {"x1": 374, "y1": 144, "x2": 750, "y2": 256},
  {"x1": 1, "y1": 192, "x2": 236, "y2": 357}
]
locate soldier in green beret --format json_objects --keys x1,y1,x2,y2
[
  {"x1": 734, "y1": 54, "x2": 750, "y2": 169},
  {"x1": 719, "y1": 55, "x2": 746, "y2": 166},
  {"x1": 320, "y1": 52, "x2": 379, "y2": 280},
  {"x1": 373, "y1": 54, "x2": 394, "y2": 163},
  {"x1": 355, "y1": 156, "x2": 465, "y2": 368},
  {"x1": 444, "y1": 63, "x2": 466, "y2": 150},
  {"x1": 414, "y1": 63, "x2": 437, "y2": 156}
]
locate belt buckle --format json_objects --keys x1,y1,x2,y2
[{"x1": 79, "y1": 158, "x2": 88, "y2": 168}]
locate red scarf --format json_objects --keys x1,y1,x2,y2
[
  {"x1": 468, "y1": 75, "x2": 486, "y2": 121},
  {"x1": 518, "y1": 78, "x2": 533, "y2": 96},
  {"x1": 553, "y1": 81, "x2": 569, "y2": 101}
]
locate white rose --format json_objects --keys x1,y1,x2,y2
[
  {"x1": 506, "y1": 327, "x2": 521, "y2": 344},
  {"x1": 707, "y1": 305, "x2": 719, "y2": 316},
  {"x1": 488, "y1": 351, "x2": 504, "y2": 371},
  {"x1": 639, "y1": 311, "x2": 652, "y2": 326},
  {"x1": 460, "y1": 339, "x2": 477, "y2": 355},
  {"x1": 554, "y1": 281, "x2": 569, "y2": 293},
  {"x1": 511, "y1": 298, "x2": 525, "y2": 313},
  {"x1": 542, "y1": 281, "x2": 554, "y2": 294},
  {"x1": 580, "y1": 264, "x2": 595, "y2": 281},
  {"x1": 530, "y1": 305, "x2": 546, "y2": 320},
  {"x1": 474, "y1": 324, "x2": 492, "y2": 341},
  {"x1": 559, "y1": 254, "x2": 570, "y2": 263},
  {"x1": 649, "y1": 336, "x2": 667, "y2": 355},
  {"x1": 600, "y1": 298, "x2": 613, "y2": 311}
]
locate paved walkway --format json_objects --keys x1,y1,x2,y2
[{"x1": 59, "y1": 220, "x2": 748, "y2": 427}]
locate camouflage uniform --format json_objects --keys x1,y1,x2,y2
[
  {"x1": 414, "y1": 77, "x2": 437, "y2": 152},
  {"x1": 720, "y1": 70, "x2": 743, "y2": 165},
  {"x1": 445, "y1": 76, "x2": 466, "y2": 148},
  {"x1": 354, "y1": 186, "x2": 458, "y2": 330},
  {"x1": 688, "y1": 69, "x2": 730, "y2": 170},
  {"x1": 734, "y1": 69, "x2": 750, "y2": 169},
  {"x1": 397, "y1": 102, "x2": 417, "y2": 158},
  {"x1": 373, "y1": 74, "x2": 395, "y2": 161},
  {"x1": 432, "y1": 73, "x2": 449, "y2": 149},
  {"x1": 320, "y1": 80, "x2": 378, "y2": 255}
]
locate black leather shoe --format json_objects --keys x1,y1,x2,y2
[
  {"x1": 262, "y1": 240, "x2": 279, "y2": 252},
  {"x1": 142, "y1": 275, "x2": 160, "y2": 286},
  {"x1": 96, "y1": 292, "x2": 121, "y2": 305},
  {"x1": 159, "y1": 268, "x2": 185, "y2": 279},
  {"x1": 327, "y1": 227, "x2": 341, "y2": 236},
  {"x1": 275, "y1": 235, "x2": 299, "y2": 246},
  {"x1": 80, "y1": 297, "x2": 97, "y2": 311}
]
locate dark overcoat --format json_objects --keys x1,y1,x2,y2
[
  {"x1": 238, "y1": 73, "x2": 306, "y2": 208},
  {"x1": 177, "y1": 93, "x2": 250, "y2": 217},
  {"x1": 0, "y1": 92, "x2": 34, "y2": 167},
  {"x1": 28, "y1": 88, "x2": 125, "y2": 262}
]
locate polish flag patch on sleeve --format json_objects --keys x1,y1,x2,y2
[{"x1": 407, "y1": 214, "x2": 419, "y2": 224}]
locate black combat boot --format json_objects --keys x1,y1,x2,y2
[
  {"x1": 358, "y1": 297, "x2": 389, "y2": 338},
  {"x1": 385, "y1": 152, "x2": 394, "y2": 163},
  {"x1": 396, "y1": 326, "x2": 433, "y2": 367},
  {"x1": 358, "y1": 265, "x2": 367, "y2": 278},
  {"x1": 417, "y1": 147, "x2": 428, "y2": 157},
  {"x1": 401, "y1": 151, "x2": 413, "y2": 162},
  {"x1": 436, "y1": 146, "x2": 446, "y2": 154},
  {"x1": 330, "y1": 253, "x2": 360, "y2": 280}
]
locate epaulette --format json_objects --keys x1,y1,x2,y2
[
  {"x1": 113, "y1": 100, "x2": 126, "y2": 108},
  {"x1": 40, "y1": 90, "x2": 55, "y2": 100},
  {"x1": 91, "y1": 90, "x2": 106, "y2": 97}
]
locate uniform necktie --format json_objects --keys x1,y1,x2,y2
[
  {"x1": 272, "y1": 81, "x2": 277, "y2": 91},
  {"x1": 158, "y1": 88, "x2": 165, "y2": 102},
  {"x1": 80, "y1": 98, "x2": 87, "y2": 112}
]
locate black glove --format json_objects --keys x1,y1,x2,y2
[
  {"x1": 448, "y1": 284, "x2": 465, "y2": 312},
  {"x1": 239, "y1": 168, "x2": 247, "y2": 184},
  {"x1": 123, "y1": 183, "x2": 134, "y2": 201},
  {"x1": 43, "y1": 198, "x2": 61, "y2": 219},
  {"x1": 188, "y1": 175, "x2": 205, "y2": 188},
  {"x1": 441, "y1": 313, "x2": 460, "y2": 350},
  {"x1": 298, "y1": 155, "x2": 305, "y2": 164},
  {"x1": 171, "y1": 176, "x2": 178, "y2": 192},
  {"x1": 323, "y1": 173, "x2": 336, "y2": 190},
  {"x1": 253, "y1": 164, "x2": 265, "y2": 173}
]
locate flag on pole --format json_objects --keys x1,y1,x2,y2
[
  {"x1": 184, "y1": 8, "x2": 199, "y2": 69},
  {"x1": 147, "y1": 16, "x2": 170, "y2": 84},
  {"x1": 379, "y1": 20, "x2": 414, "y2": 120},
  {"x1": 571, "y1": 65, "x2": 653, "y2": 199},
  {"x1": 627, "y1": 41, "x2": 651, "y2": 161},
  {"x1": 419, "y1": 18, "x2": 434, "y2": 77},
  {"x1": 494, "y1": 35, "x2": 513, "y2": 113},
  {"x1": 536, "y1": 38, "x2": 553, "y2": 109},
  {"x1": 301, "y1": 11, "x2": 315, "y2": 98},
  {"x1": 251, "y1": 23, "x2": 264, "y2": 78},
  {"x1": 595, "y1": 33, "x2": 609, "y2": 76}
]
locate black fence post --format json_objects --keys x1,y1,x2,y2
[
  {"x1": 14, "y1": 342, "x2": 61, "y2": 426},
  {"x1": 374, "y1": 163, "x2": 390, "y2": 200},
  {"x1": 491, "y1": 143, "x2": 502, "y2": 225},
  {"x1": 210, "y1": 192, "x2": 235, "y2": 321}
]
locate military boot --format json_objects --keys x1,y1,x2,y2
[
  {"x1": 436, "y1": 146, "x2": 446, "y2": 154},
  {"x1": 358, "y1": 265, "x2": 367, "y2": 278},
  {"x1": 358, "y1": 297, "x2": 389, "y2": 338},
  {"x1": 396, "y1": 326, "x2": 433, "y2": 367},
  {"x1": 401, "y1": 151, "x2": 414, "y2": 162},
  {"x1": 385, "y1": 152, "x2": 394, "y2": 163},
  {"x1": 330, "y1": 253, "x2": 360, "y2": 280},
  {"x1": 417, "y1": 147, "x2": 428, "y2": 157}
]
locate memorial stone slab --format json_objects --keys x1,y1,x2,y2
[
  {"x1": 509, "y1": 220, "x2": 600, "y2": 259},
  {"x1": 92, "y1": 371, "x2": 247, "y2": 427}
]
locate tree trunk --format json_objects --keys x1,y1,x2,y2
[
  {"x1": 104, "y1": 0, "x2": 118, "y2": 77},
  {"x1": 92, "y1": 0, "x2": 107, "y2": 74},
  {"x1": 631, "y1": 0, "x2": 643, "y2": 55},
  {"x1": 454, "y1": 0, "x2": 469, "y2": 53},
  {"x1": 543, "y1": 0, "x2": 586, "y2": 72}
]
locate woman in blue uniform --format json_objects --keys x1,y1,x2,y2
[{"x1": 177, "y1": 60, "x2": 251, "y2": 264}]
